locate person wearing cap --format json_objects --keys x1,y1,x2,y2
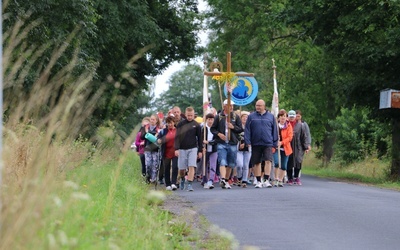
[
  {"x1": 244, "y1": 99, "x2": 278, "y2": 188},
  {"x1": 287, "y1": 109, "x2": 310, "y2": 185},
  {"x1": 210, "y1": 99, "x2": 243, "y2": 189}
]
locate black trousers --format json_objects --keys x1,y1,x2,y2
[
  {"x1": 287, "y1": 154, "x2": 302, "y2": 179},
  {"x1": 163, "y1": 157, "x2": 178, "y2": 186}
]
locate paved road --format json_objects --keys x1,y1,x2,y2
[{"x1": 176, "y1": 175, "x2": 400, "y2": 250}]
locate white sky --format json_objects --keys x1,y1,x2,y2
[{"x1": 154, "y1": 0, "x2": 208, "y2": 98}]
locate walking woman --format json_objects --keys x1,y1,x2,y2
[
  {"x1": 135, "y1": 117, "x2": 150, "y2": 177},
  {"x1": 140, "y1": 114, "x2": 161, "y2": 183},
  {"x1": 273, "y1": 111, "x2": 293, "y2": 187},
  {"x1": 236, "y1": 111, "x2": 251, "y2": 188},
  {"x1": 157, "y1": 116, "x2": 178, "y2": 191}
]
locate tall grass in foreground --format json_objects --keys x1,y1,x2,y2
[
  {"x1": 0, "y1": 11, "x2": 237, "y2": 249},
  {"x1": 2, "y1": 124, "x2": 195, "y2": 249},
  {"x1": 0, "y1": 11, "x2": 198, "y2": 250}
]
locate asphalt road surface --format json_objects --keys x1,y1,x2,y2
[{"x1": 176, "y1": 175, "x2": 400, "y2": 250}]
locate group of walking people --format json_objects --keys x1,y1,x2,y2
[{"x1": 134, "y1": 99, "x2": 311, "y2": 191}]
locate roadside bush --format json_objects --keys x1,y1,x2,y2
[{"x1": 329, "y1": 106, "x2": 391, "y2": 165}]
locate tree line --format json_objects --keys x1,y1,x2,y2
[
  {"x1": 152, "y1": 0, "x2": 400, "y2": 177},
  {"x1": 3, "y1": 0, "x2": 203, "y2": 138},
  {"x1": 4, "y1": 0, "x2": 400, "y2": 177}
]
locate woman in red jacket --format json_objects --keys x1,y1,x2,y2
[{"x1": 273, "y1": 111, "x2": 293, "y2": 187}]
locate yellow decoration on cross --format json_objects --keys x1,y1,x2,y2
[
  {"x1": 204, "y1": 52, "x2": 254, "y2": 140},
  {"x1": 212, "y1": 72, "x2": 237, "y2": 84}
]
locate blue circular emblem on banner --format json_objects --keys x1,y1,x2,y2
[{"x1": 224, "y1": 72, "x2": 258, "y2": 106}]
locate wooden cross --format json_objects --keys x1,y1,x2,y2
[{"x1": 204, "y1": 52, "x2": 254, "y2": 140}]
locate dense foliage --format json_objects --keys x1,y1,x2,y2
[
  {"x1": 4, "y1": 0, "x2": 400, "y2": 175},
  {"x1": 204, "y1": 0, "x2": 398, "y2": 169},
  {"x1": 3, "y1": 0, "x2": 203, "y2": 137},
  {"x1": 330, "y1": 107, "x2": 391, "y2": 164}
]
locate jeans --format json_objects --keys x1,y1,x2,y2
[
  {"x1": 236, "y1": 151, "x2": 251, "y2": 181},
  {"x1": 217, "y1": 143, "x2": 238, "y2": 168},
  {"x1": 273, "y1": 150, "x2": 289, "y2": 170}
]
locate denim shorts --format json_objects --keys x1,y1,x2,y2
[
  {"x1": 273, "y1": 149, "x2": 289, "y2": 170},
  {"x1": 217, "y1": 143, "x2": 238, "y2": 168}
]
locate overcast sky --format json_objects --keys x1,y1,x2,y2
[{"x1": 154, "y1": 0, "x2": 208, "y2": 98}]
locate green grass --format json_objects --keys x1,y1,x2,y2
[
  {"x1": 59, "y1": 152, "x2": 237, "y2": 249},
  {"x1": 302, "y1": 151, "x2": 400, "y2": 191},
  {"x1": 25, "y1": 152, "x2": 193, "y2": 249}
]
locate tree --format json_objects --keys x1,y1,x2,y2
[
  {"x1": 204, "y1": 0, "x2": 398, "y2": 166},
  {"x1": 153, "y1": 64, "x2": 204, "y2": 114},
  {"x1": 284, "y1": 0, "x2": 400, "y2": 174},
  {"x1": 3, "y1": 0, "x2": 203, "y2": 137},
  {"x1": 204, "y1": 0, "x2": 345, "y2": 163}
]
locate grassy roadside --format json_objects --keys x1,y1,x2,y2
[
  {"x1": 302, "y1": 151, "x2": 400, "y2": 191},
  {"x1": 1, "y1": 144, "x2": 234, "y2": 249},
  {"x1": 4, "y1": 128, "x2": 396, "y2": 249},
  {"x1": 4, "y1": 144, "x2": 397, "y2": 249}
]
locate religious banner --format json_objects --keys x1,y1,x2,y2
[{"x1": 223, "y1": 72, "x2": 258, "y2": 106}]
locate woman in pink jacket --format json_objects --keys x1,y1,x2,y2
[{"x1": 135, "y1": 117, "x2": 150, "y2": 176}]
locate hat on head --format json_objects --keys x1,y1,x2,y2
[
  {"x1": 194, "y1": 117, "x2": 203, "y2": 123},
  {"x1": 288, "y1": 110, "x2": 296, "y2": 118},
  {"x1": 223, "y1": 99, "x2": 235, "y2": 105}
]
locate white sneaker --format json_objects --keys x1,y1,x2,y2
[
  {"x1": 207, "y1": 180, "x2": 214, "y2": 189},
  {"x1": 253, "y1": 179, "x2": 258, "y2": 186},
  {"x1": 166, "y1": 186, "x2": 172, "y2": 191},
  {"x1": 262, "y1": 180, "x2": 272, "y2": 188},
  {"x1": 220, "y1": 180, "x2": 227, "y2": 189},
  {"x1": 274, "y1": 179, "x2": 279, "y2": 187},
  {"x1": 225, "y1": 182, "x2": 232, "y2": 189},
  {"x1": 255, "y1": 182, "x2": 262, "y2": 188},
  {"x1": 203, "y1": 183, "x2": 209, "y2": 189},
  {"x1": 171, "y1": 184, "x2": 177, "y2": 191}
]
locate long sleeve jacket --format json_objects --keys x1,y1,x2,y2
[
  {"x1": 210, "y1": 111, "x2": 243, "y2": 145},
  {"x1": 140, "y1": 125, "x2": 160, "y2": 152},
  {"x1": 174, "y1": 119, "x2": 202, "y2": 152},
  {"x1": 244, "y1": 111, "x2": 278, "y2": 148},
  {"x1": 279, "y1": 122, "x2": 293, "y2": 156}
]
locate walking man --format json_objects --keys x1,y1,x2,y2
[
  {"x1": 244, "y1": 99, "x2": 278, "y2": 188},
  {"x1": 175, "y1": 107, "x2": 203, "y2": 191},
  {"x1": 211, "y1": 99, "x2": 243, "y2": 189}
]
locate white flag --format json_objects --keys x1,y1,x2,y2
[{"x1": 271, "y1": 63, "x2": 279, "y2": 116}]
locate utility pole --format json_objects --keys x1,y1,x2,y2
[
  {"x1": 380, "y1": 89, "x2": 400, "y2": 180},
  {"x1": 0, "y1": 0, "x2": 4, "y2": 231}
]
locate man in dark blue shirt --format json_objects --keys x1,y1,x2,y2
[{"x1": 244, "y1": 99, "x2": 278, "y2": 188}]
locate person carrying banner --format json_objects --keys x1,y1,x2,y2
[{"x1": 210, "y1": 99, "x2": 243, "y2": 189}]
